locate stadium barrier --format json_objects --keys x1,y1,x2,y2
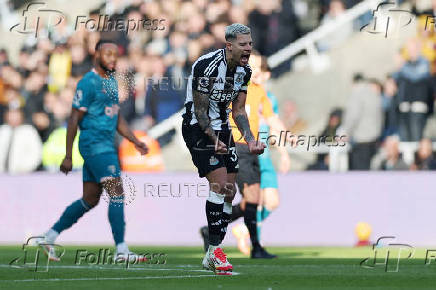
[
  {"x1": 1, "y1": 171, "x2": 435, "y2": 246},
  {"x1": 267, "y1": 0, "x2": 380, "y2": 69}
]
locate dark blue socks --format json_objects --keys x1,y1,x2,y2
[
  {"x1": 108, "y1": 195, "x2": 125, "y2": 245},
  {"x1": 52, "y1": 198, "x2": 92, "y2": 233}
]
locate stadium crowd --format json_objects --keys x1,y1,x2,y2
[
  {"x1": 0, "y1": 0, "x2": 435, "y2": 173},
  {"x1": 310, "y1": 1, "x2": 436, "y2": 171}
]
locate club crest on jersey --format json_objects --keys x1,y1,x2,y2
[
  {"x1": 235, "y1": 72, "x2": 244, "y2": 85},
  {"x1": 73, "y1": 90, "x2": 83, "y2": 106},
  {"x1": 108, "y1": 165, "x2": 116, "y2": 174},
  {"x1": 199, "y1": 77, "x2": 209, "y2": 88},
  {"x1": 105, "y1": 104, "x2": 120, "y2": 117},
  {"x1": 209, "y1": 156, "x2": 219, "y2": 166}
]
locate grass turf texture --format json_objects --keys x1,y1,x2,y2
[{"x1": 1, "y1": 246, "x2": 436, "y2": 289}]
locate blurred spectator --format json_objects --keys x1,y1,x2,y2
[
  {"x1": 308, "y1": 108, "x2": 342, "y2": 170},
  {"x1": 413, "y1": 16, "x2": 436, "y2": 74},
  {"x1": 144, "y1": 57, "x2": 184, "y2": 146},
  {"x1": 70, "y1": 44, "x2": 92, "y2": 78},
  {"x1": 1, "y1": 65, "x2": 23, "y2": 90},
  {"x1": 116, "y1": 56, "x2": 136, "y2": 124},
  {"x1": 281, "y1": 100, "x2": 306, "y2": 133},
  {"x1": 0, "y1": 108, "x2": 42, "y2": 173},
  {"x1": 319, "y1": 0, "x2": 363, "y2": 20},
  {"x1": 318, "y1": 0, "x2": 353, "y2": 51},
  {"x1": 411, "y1": 138, "x2": 436, "y2": 170},
  {"x1": 307, "y1": 154, "x2": 330, "y2": 170},
  {"x1": 381, "y1": 75, "x2": 399, "y2": 139},
  {"x1": 48, "y1": 43, "x2": 71, "y2": 93},
  {"x1": 42, "y1": 127, "x2": 83, "y2": 172},
  {"x1": 411, "y1": 0, "x2": 436, "y2": 16},
  {"x1": 249, "y1": 0, "x2": 301, "y2": 76},
  {"x1": 394, "y1": 39, "x2": 433, "y2": 142},
  {"x1": 342, "y1": 75, "x2": 383, "y2": 170},
  {"x1": 0, "y1": 49, "x2": 9, "y2": 68},
  {"x1": 22, "y1": 71, "x2": 54, "y2": 142},
  {"x1": 16, "y1": 48, "x2": 32, "y2": 78},
  {"x1": 372, "y1": 136, "x2": 408, "y2": 171},
  {"x1": 321, "y1": 108, "x2": 342, "y2": 138}
]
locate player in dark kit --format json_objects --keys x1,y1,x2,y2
[
  {"x1": 37, "y1": 40, "x2": 149, "y2": 262},
  {"x1": 182, "y1": 23, "x2": 265, "y2": 275}
]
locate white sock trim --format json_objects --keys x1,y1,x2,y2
[
  {"x1": 208, "y1": 245, "x2": 219, "y2": 253},
  {"x1": 45, "y1": 229, "x2": 59, "y2": 243},
  {"x1": 116, "y1": 242, "x2": 129, "y2": 253},
  {"x1": 223, "y1": 202, "x2": 232, "y2": 214},
  {"x1": 207, "y1": 191, "x2": 225, "y2": 204}
]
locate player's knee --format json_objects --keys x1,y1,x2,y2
[
  {"x1": 83, "y1": 195, "x2": 100, "y2": 207},
  {"x1": 209, "y1": 181, "x2": 226, "y2": 194},
  {"x1": 223, "y1": 182, "x2": 236, "y2": 199},
  {"x1": 103, "y1": 178, "x2": 124, "y2": 197},
  {"x1": 264, "y1": 189, "x2": 279, "y2": 210},
  {"x1": 224, "y1": 184, "x2": 236, "y2": 202},
  {"x1": 243, "y1": 183, "x2": 261, "y2": 204},
  {"x1": 265, "y1": 201, "x2": 279, "y2": 211}
]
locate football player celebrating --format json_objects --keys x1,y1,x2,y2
[{"x1": 182, "y1": 23, "x2": 265, "y2": 275}]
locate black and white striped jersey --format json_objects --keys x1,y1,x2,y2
[{"x1": 182, "y1": 48, "x2": 252, "y2": 130}]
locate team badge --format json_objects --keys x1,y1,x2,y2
[
  {"x1": 209, "y1": 156, "x2": 219, "y2": 166},
  {"x1": 235, "y1": 73, "x2": 244, "y2": 85},
  {"x1": 73, "y1": 90, "x2": 82, "y2": 106},
  {"x1": 108, "y1": 165, "x2": 116, "y2": 174},
  {"x1": 199, "y1": 77, "x2": 209, "y2": 88}
]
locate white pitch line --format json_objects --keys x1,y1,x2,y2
[
  {"x1": 0, "y1": 264, "x2": 241, "y2": 277},
  {"x1": 0, "y1": 264, "x2": 208, "y2": 272},
  {"x1": 3, "y1": 274, "x2": 221, "y2": 283}
]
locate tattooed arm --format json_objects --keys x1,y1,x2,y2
[
  {"x1": 232, "y1": 91, "x2": 265, "y2": 154},
  {"x1": 193, "y1": 90, "x2": 227, "y2": 153},
  {"x1": 231, "y1": 92, "x2": 255, "y2": 143}
]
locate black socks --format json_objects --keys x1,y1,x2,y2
[
  {"x1": 205, "y1": 200, "x2": 223, "y2": 246},
  {"x1": 231, "y1": 203, "x2": 243, "y2": 222},
  {"x1": 244, "y1": 202, "x2": 260, "y2": 248}
]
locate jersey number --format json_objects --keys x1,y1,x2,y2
[{"x1": 229, "y1": 147, "x2": 237, "y2": 162}]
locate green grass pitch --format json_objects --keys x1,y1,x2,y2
[{"x1": 1, "y1": 245, "x2": 436, "y2": 289}]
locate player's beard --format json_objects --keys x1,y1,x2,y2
[{"x1": 98, "y1": 60, "x2": 116, "y2": 74}]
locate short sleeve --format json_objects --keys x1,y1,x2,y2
[
  {"x1": 72, "y1": 79, "x2": 93, "y2": 111},
  {"x1": 240, "y1": 66, "x2": 252, "y2": 93},
  {"x1": 192, "y1": 59, "x2": 214, "y2": 94}
]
